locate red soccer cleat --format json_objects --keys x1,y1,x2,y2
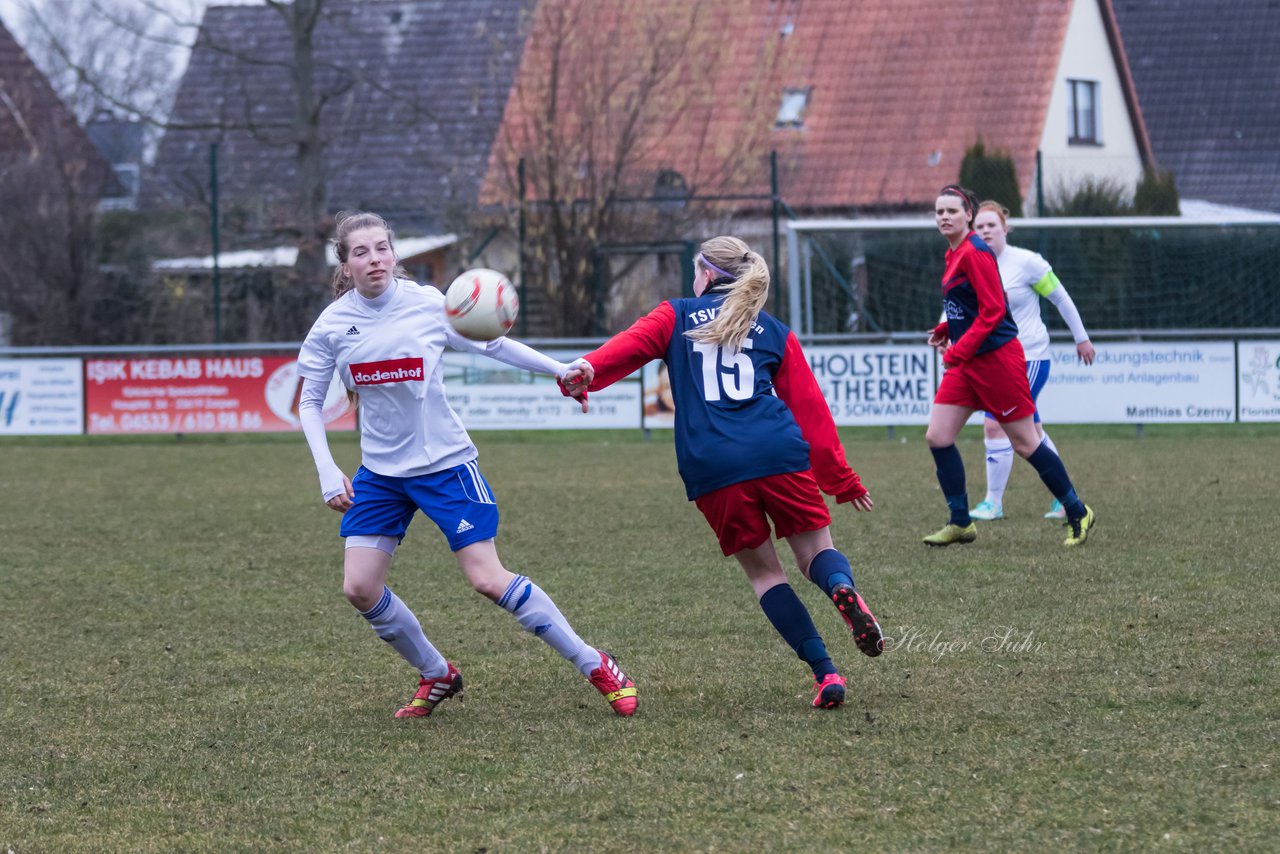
[
  {"x1": 811, "y1": 672, "x2": 847, "y2": 709},
  {"x1": 394, "y1": 662, "x2": 463, "y2": 719},
  {"x1": 588, "y1": 650, "x2": 638, "y2": 717}
]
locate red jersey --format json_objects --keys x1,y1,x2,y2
[
  {"x1": 579, "y1": 299, "x2": 866, "y2": 503},
  {"x1": 931, "y1": 233, "x2": 1019, "y2": 365}
]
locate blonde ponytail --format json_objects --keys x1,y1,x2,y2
[{"x1": 686, "y1": 236, "x2": 771, "y2": 352}]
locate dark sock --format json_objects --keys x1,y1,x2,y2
[
  {"x1": 1026, "y1": 441, "x2": 1086, "y2": 518},
  {"x1": 930, "y1": 444, "x2": 971, "y2": 526},
  {"x1": 807, "y1": 548, "x2": 855, "y2": 597},
  {"x1": 759, "y1": 583, "x2": 836, "y2": 678}
]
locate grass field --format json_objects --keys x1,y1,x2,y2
[{"x1": 1, "y1": 425, "x2": 1277, "y2": 851}]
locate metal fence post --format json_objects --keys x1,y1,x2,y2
[{"x1": 209, "y1": 142, "x2": 222, "y2": 344}]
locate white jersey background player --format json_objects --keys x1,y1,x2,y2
[
  {"x1": 296, "y1": 211, "x2": 637, "y2": 720},
  {"x1": 969, "y1": 201, "x2": 1096, "y2": 522}
]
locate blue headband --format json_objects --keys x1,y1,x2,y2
[{"x1": 696, "y1": 253, "x2": 736, "y2": 282}]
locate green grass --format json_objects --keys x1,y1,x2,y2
[{"x1": 2, "y1": 426, "x2": 1277, "y2": 851}]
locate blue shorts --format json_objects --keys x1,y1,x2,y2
[
  {"x1": 339, "y1": 460, "x2": 500, "y2": 551},
  {"x1": 984, "y1": 358, "x2": 1050, "y2": 423}
]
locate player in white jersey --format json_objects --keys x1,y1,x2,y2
[
  {"x1": 969, "y1": 201, "x2": 1096, "y2": 521},
  {"x1": 296, "y1": 211, "x2": 636, "y2": 719}
]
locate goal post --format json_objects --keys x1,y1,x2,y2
[{"x1": 785, "y1": 216, "x2": 1280, "y2": 339}]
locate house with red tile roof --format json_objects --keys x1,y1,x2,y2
[{"x1": 483, "y1": 0, "x2": 1153, "y2": 218}]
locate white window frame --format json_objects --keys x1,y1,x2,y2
[
  {"x1": 1067, "y1": 79, "x2": 1101, "y2": 145},
  {"x1": 775, "y1": 87, "x2": 811, "y2": 129}
]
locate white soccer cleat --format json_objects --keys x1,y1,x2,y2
[{"x1": 970, "y1": 500, "x2": 1004, "y2": 521}]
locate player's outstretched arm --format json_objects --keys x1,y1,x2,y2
[
  {"x1": 578, "y1": 302, "x2": 677, "y2": 391},
  {"x1": 451, "y1": 328, "x2": 569, "y2": 377},
  {"x1": 774, "y1": 332, "x2": 871, "y2": 509},
  {"x1": 297, "y1": 376, "x2": 354, "y2": 512}
]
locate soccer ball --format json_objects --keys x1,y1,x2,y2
[{"x1": 444, "y1": 268, "x2": 519, "y2": 341}]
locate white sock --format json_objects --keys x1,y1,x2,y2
[
  {"x1": 1041, "y1": 430, "x2": 1060, "y2": 457},
  {"x1": 360, "y1": 586, "x2": 450, "y2": 679},
  {"x1": 983, "y1": 436, "x2": 1015, "y2": 504},
  {"x1": 498, "y1": 575, "x2": 600, "y2": 677}
]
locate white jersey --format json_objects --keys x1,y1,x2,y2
[
  {"x1": 297, "y1": 278, "x2": 559, "y2": 478},
  {"x1": 997, "y1": 245, "x2": 1057, "y2": 361}
]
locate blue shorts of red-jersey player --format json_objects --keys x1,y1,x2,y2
[
  {"x1": 934, "y1": 339, "x2": 1037, "y2": 424},
  {"x1": 694, "y1": 470, "x2": 832, "y2": 556}
]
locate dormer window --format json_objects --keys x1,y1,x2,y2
[{"x1": 776, "y1": 87, "x2": 810, "y2": 129}]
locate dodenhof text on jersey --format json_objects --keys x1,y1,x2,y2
[{"x1": 350, "y1": 358, "x2": 425, "y2": 386}]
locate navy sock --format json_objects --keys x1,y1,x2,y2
[
  {"x1": 759, "y1": 583, "x2": 836, "y2": 678},
  {"x1": 930, "y1": 444, "x2": 971, "y2": 526},
  {"x1": 1026, "y1": 441, "x2": 1086, "y2": 518},
  {"x1": 807, "y1": 548, "x2": 855, "y2": 598}
]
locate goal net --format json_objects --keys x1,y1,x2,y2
[{"x1": 784, "y1": 217, "x2": 1280, "y2": 337}]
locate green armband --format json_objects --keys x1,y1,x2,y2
[{"x1": 1032, "y1": 270, "x2": 1061, "y2": 297}]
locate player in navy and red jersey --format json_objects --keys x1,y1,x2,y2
[
  {"x1": 560, "y1": 236, "x2": 885, "y2": 710},
  {"x1": 923, "y1": 185, "x2": 1096, "y2": 547},
  {"x1": 297, "y1": 211, "x2": 636, "y2": 720}
]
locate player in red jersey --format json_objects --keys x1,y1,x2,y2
[
  {"x1": 560, "y1": 236, "x2": 885, "y2": 710},
  {"x1": 924, "y1": 185, "x2": 1096, "y2": 547}
]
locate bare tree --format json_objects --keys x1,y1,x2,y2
[
  {"x1": 0, "y1": 55, "x2": 119, "y2": 344},
  {"x1": 12, "y1": 0, "x2": 346, "y2": 340},
  {"x1": 17, "y1": 0, "x2": 523, "y2": 343},
  {"x1": 263, "y1": 0, "x2": 329, "y2": 305},
  {"x1": 13, "y1": 0, "x2": 184, "y2": 133},
  {"x1": 486, "y1": 0, "x2": 787, "y2": 335}
]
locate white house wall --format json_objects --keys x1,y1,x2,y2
[{"x1": 1037, "y1": 0, "x2": 1145, "y2": 206}]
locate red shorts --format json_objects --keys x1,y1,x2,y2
[
  {"x1": 693, "y1": 470, "x2": 832, "y2": 556},
  {"x1": 935, "y1": 340, "x2": 1036, "y2": 423}
]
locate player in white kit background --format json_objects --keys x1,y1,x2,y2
[
  {"x1": 296, "y1": 211, "x2": 636, "y2": 719},
  {"x1": 968, "y1": 201, "x2": 1096, "y2": 522}
]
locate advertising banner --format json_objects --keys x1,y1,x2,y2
[
  {"x1": 84, "y1": 356, "x2": 356, "y2": 434},
  {"x1": 1238, "y1": 340, "x2": 1280, "y2": 422},
  {"x1": 0, "y1": 358, "x2": 83, "y2": 435},
  {"x1": 639, "y1": 345, "x2": 936, "y2": 428},
  {"x1": 445, "y1": 351, "x2": 640, "y2": 430},
  {"x1": 809, "y1": 345, "x2": 937, "y2": 426},
  {"x1": 14, "y1": 340, "x2": 1277, "y2": 436},
  {"x1": 1036, "y1": 342, "x2": 1236, "y2": 423},
  {"x1": 446, "y1": 383, "x2": 640, "y2": 429},
  {"x1": 640, "y1": 361, "x2": 676, "y2": 429}
]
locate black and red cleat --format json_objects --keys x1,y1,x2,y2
[{"x1": 832, "y1": 584, "x2": 885, "y2": 657}]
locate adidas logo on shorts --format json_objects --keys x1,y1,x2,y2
[
  {"x1": 346, "y1": 325, "x2": 360, "y2": 335},
  {"x1": 455, "y1": 519, "x2": 474, "y2": 534}
]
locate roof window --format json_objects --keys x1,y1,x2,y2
[{"x1": 776, "y1": 87, "x2": 810, "y2": 129}]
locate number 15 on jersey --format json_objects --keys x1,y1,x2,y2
[{"x1": 693, "y1": 340, "x2": 755, "y2": 401}]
